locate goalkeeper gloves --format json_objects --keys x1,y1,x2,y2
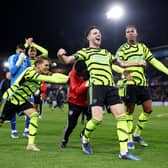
[{"x1": 16, "y1": 53, "x2": 26, "y2": 66}]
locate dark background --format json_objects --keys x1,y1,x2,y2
[{"x1": 0, "y1": 0, "x2": 168, "y2": 57}]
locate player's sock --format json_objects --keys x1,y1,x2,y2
[
  {"x1": 116, "y1": 113, "x2": 128, "y2": 155},
  {"x1": 10, "y1": 114, "x2": 17, "y2": 131},
  {"x1": 126, "y1": 113, "x2": 133, "y2": 142},
  {"x1": 83, "y1": 118, "x2": 101, "y2": 142},
  {"x1": 28, "y1": 112, "x2": 38, "y2": 144},
  {"x1": 134, "y1": 111, "x2": 151, "y2": 135},
  {"x1": 25, "y1": 116, "x2": 30, "y2": 130}
]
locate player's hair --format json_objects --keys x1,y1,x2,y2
[
  {"x1": 28, "y1": 47, "x2": 37, "y2": 52},
  {"x1": 125, "y1": 25, "x2": 137, "y2": 30},
  {"x1": 34, "y1": 56, "x2": 50, "y2": 66},
  {"x1": 75, "y1": 60, "x2": 87, "y2": 73},
  {"x1": 16, "y1": 43, "x2": 25, "y2": 50},
  {"x1": 85, "y1": 26, "x2": 100, "y2": 37},
  {"x1": 75, "y1": 60, "x2": 89, "y2": 79}
]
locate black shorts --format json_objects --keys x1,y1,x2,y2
[
  {"x1": 88, "y1": 85, "x2": 122, "y2": 107},
  {"x1": 0, "y1": 100, "x2": 33, "y2": 121},
  {"x1": 68, "y1": 103, "x2": 91, "y2": 121},
  {"x1": 124, "y1": 85, "x2": 151, "y2": 105},
  {"x1": 33, "y1": 94, "x2": 42, "y2": 104}
]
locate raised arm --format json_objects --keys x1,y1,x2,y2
[
  {"x1": 149, "y1": 57, "x2": 168, "y2": 75},
  {"x1": 57, "y1": 48, "x2": 75, "y2": 64},
  {"x1": 25, "y1": 37, "x2": 48, "y2": 56},
  {"x1": 8, "y1": 53, "x2": 27, "y2": 75},
  {"x1": 32, "y1": 43, "x2": 48, "y2": 57}
]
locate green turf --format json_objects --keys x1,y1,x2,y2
[{"x1": 0, "y1": 105, "x2": 168, "y2": 168}]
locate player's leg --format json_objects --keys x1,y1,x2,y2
[
  {"x1": 111, "y1": 103, "x2": 141, "y2": 160},
  {"x1": 133, "y1": 87, "x2": 152, "y2": 147},
  {"x1": 109, "y1": 87, "x2": 140, "y2": 160},
  {"x1": 22, "y1": 102, "x2": 40, "y2": 151},
  {"x1": 124, "y1": 85, "x2": 137, "y2": 149},
  {"x1": 125, "y1": 103, "x2": 135, "y2": 149},
  {"x1": 0, "y1": 100, "x2": 19, "y2": 134},
  {"x1": 38, "y1": 101, "x2": 43, "y2": 119},
  {"x1": 81, "y1": 106, "x2": 102, "y2": 155},
  {"x1": 133, "y1": 99, "x2": 152, "y2": 147},
  {"x1": 23, "y1": 116, "x2": 30, "y2": 138},
  {"x1": 10, "y1": 114, "x2": 19, "y2": 138},
  {"x1": 60, "y1": 103, "x2": 81, "y2": 148},
  {"x1": 80, "y1": 107, "x2": 92, "y2": 137},
  {"x1": 81, "y1": 85, "x2": 105, "y2": 155}
]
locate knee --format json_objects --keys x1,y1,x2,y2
[
  {"x1": 143, "y1": 106, "x2": 152, "y2": 113},
  {"x1": 91, "y1": 118, "x2": 102, "y2": 126},
  {"x1": 29, "y1": 112, "x2": 38, "y2": 118},
  {"x1": 126, "y1": 103, "x2": 135, "y2": 113},
  {"x1": 92, "y1": 108, "x2": 103, "y2": 121}
]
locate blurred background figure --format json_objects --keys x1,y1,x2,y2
[
  {"x1": 0, "y1": 71, "x2": 11, "y2": 103},
  {"x1": 8, "y1": 44, "x2": 31, "y2": 138}
]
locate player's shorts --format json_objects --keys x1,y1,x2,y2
[
  {"x1": 68, "y1": 102, "x2": 91, "y2": 121},
  {"x1": 124, "y1": 85, "x2": 151, "y2": 105},
  {"x1": 0, "y1": 99, "x2": 33, "y2": 121},
  {"x1": 33, "y1": 94, "x2": 42, "y2": 104},
  {"x1": 88, "y1": 85, "x2": 122, "y2": 107}
]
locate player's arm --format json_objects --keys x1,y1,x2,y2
[
  {"x1": 31, "y1": 43, "x2": 48, "y2": 57},
  {"x1": 112, "y1": 64, "x2": 132, "y2": 80},
  {"x1": 115, "y1": 51, "x2": 146, "y2": 67},
  {"x1": 112, "y1": 64, "x2": 124, "y2": 74},
  {"x1": 34, "y1": 73, "x2": 69, "y2": 84},
  {"x1": 117, "y1": 60, "x2": 146, "y2": 67},
  {"x1": 24, "y1": 37, "x2": 48, "y2": 56},
  {"x1": 8, "y1": 53, "x2": 26, "y2": 75},
  {"x1": 57, "y1": 48, "x2": 75, "y2": 64},
  {"x1": 149, "y1": 57, "x2": 168, "y2": 75},
  {"x1": 24, "y1": 37, "x2": 33, "y2": 48},
  {"x1": 8, "y1": 56, "x2": 19, "y2": 75}
]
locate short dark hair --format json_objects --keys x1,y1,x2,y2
[
  {"x1": 85, "y1": 26, "x2": 100, "y2": 37},
  {"x1": 16, "y1": 43, "x2": 25, "y2": 50},
  {"x1": 34, "y1": 56, "x2": 50, "y2": 66},
  {"x1": 28, "y1": 47, "x2": 36, "y2": 52},
  {"x1": 75, "y1": 60, "x2": 89, "y2": 79},
  {"x1": 75, "y1": 60, "x2": 87, "y2": 73},
  {"x1": 125, "y1": 25, "x2": 137, "y2": 30}
]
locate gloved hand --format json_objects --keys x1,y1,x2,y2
[{"x1": 16, "y1": 53, "x2": 26, "y2": 66}]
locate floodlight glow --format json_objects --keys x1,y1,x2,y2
[
  {"x1": 106, "y1": 5, "x2": 124, "y2": 19},
  {"x1": 3, "y1": 61, "x2": 9, "y2": 67}
]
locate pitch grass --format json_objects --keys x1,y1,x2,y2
[{"x1": 0, "y1": 105, "x2": 168, "y2": 168}]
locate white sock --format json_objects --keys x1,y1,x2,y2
[
  {"x1": 24, "y1": 128, "x2": 29, "y2": 132},
  {"x1": 12, "y1": 130, "x2": 17, "y2": 133}
]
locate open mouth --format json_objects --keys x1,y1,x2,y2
[{"x1": 96, "y1": 37, "x2": 101, "y2": 42}]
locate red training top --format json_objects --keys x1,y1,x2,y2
[{"x1": 68, "y1": 66, "x2": 88, "y2": 107}]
